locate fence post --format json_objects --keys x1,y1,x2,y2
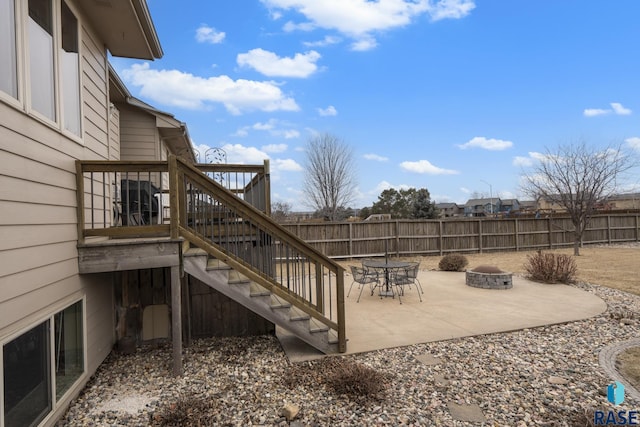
[
  {"x1": 607, "y1": 215, "x2": 611, "y2": 244},
  {"x1": 439, "y1": 220, "x2": 443, "y2": 256},
  {"x1": 395, "y1": 220, "x2": 400, "y2": 257},
  {"x1": 348, "y1": 222, "x2": 353, "y2": 257},
  {"x1": 478, "y1": 219, "x2": 483, "y2": 253},
  {"x1": 514, "y1": 218, "x2": 519, "y2": 251},
  {"x1": 548, "y1": 217, "x2": 553, "y2": 249}
]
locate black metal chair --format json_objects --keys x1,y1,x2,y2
[
  {"x1": 347, "y1": 266, "x2": 380, "y2": 303},
  {"x1": 391, "y1": 262, "x2": 423, "y2": 304}
]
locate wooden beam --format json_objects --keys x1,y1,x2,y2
[
  {"x1": 77, "y1": 240, "x2": 181, "y2": 273},
  {"x1": 171, "y1": 265, "x2": 183, "y2": 376}
]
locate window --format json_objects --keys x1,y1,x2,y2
[
  {"x1": 0, "y1": 0, "x2": 18, "y2": 98},
  {"x1": 3, "y1": 321, "x2": 52, "y2": 427},
  {"x1": 28, "y1": 0, "x2": 56, "y2": 121},
  {"x1": 60, "y1": 1, "x2": 81, "y2": 135},
  {"x1": 2, "y1": 301, "x2": 84, "y2": 427},
  {"x1": 54, "y1": 301, "x2": 83, "y2": 399},
  {"x1": 1, "y1": 0, "x2": 83, "y2": 136}
]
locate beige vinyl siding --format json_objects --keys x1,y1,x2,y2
[
  {"x1": 120, "y1": 105, "x2": 159, "y2": 161},
  {"x1": 109, "y1": 106, "x2": 120, "y2": 160},
  {"x1": 80, "y1": 25, "x2": 109, "y2": 160},
  {"x1": 0, "y1": 10, "x2": 115, "y2": 422}
]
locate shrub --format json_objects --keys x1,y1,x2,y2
[
  {"x1": 151, "y1": 393, "x2": 217, "y2": 426},
  {"x1": 322, "y1": 357, "x2": 390, "y2": 398},
  {"x1": 438, "y1": 254, "x2": 469, "y2": 271},
  {"x1": 523, "y1": 250, "x2": 577, "y2": 284}
]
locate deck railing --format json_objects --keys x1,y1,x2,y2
[{"x1": 76, "y1": 156, "x2": 346, "y2": 352}]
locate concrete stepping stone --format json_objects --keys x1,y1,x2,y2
[
  {"x1": 447, "y1": 402, "x2": 486, "y2": 423},
  {"x1": 415, "y1": 353, "x2": 441, "y2": 365}
]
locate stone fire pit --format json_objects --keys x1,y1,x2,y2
[{"x1": 466, "y1": 265, "x2": 513, "y2": 290}]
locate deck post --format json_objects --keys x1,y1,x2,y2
[
  {"x1": 169, "y1": 155, "x2": 180, "y2": 240},
  {"x1": 171, "y1": 265, "x2": 183, "y2": 376}
]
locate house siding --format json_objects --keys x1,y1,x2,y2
[
  {"x1": 0, "y1": 6, "x2": 117, "y2": 425},
  {"x1": 120, "y1": 104, "x2": 159, "y2": 161}
]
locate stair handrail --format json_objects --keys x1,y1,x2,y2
[{"x1": 169, "y1": 155, "x2": 346, "y2": 352}]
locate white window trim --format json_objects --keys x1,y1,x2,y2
[
  {"x1": 1, "y1": 0, "x2": 84, "y2": 144},
  {"x1": 0, "y1": 296, "x2": 87, "y2": 427}
]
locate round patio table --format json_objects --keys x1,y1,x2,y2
[{"x1": 362, "y1": 260, "x2": 411, "y2": 297}]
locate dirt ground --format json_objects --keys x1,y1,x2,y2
[{"x1": 376, "y1": 244, "x2": 640, "y2": 297}]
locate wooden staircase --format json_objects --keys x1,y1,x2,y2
[{"x1": 183, "y1": 247, "x2": 341, "y2": 354}]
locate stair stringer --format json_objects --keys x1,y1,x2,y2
[{"x1": 183, "y1": 252, "x2": 338, "y2": 354}]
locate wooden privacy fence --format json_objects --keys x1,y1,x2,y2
[{"x1": 281, "y1": 214, "x2": 640, "y2": 259}]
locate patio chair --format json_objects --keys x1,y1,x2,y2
[
  {"x1": 347, "y1": 266, "x2": 380, "y2": 303},
  {"x1": 391, "y1": 262, "x2": 423, "y2": 304}
]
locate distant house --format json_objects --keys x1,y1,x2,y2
[
  {"x1": 518, "y1": 200, "x2": 538, "y2": 213},
  {"x1": 499, "y1": 199, "x2": 520, "y2": 215},
  {"x1": 464, "y1": 198, "x2": 502, "y2": 217},
  {"x1": 435, "y1": 202, "x2": 462, "y2": 218},
  {"x1": 604, "y1": 192, "x2": 640, "y2": 210}
]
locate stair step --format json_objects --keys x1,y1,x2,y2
[
  {"x1": 228, "y1": 270, "x2": 250, "y2": 284},
  {"x1": 184, "y1": 247, "x2": 207, "y2": 257},
  {"x1": 289, "y1": 307, "x2": 311, "y2": 322},
  {"x1": 249, "y1": 282, "x2": 271, "y2": 297},
  {"x1": 309, "y1": 318, "x2": 330, "y2": 333},
  {"x1": 206, "y1": 259, "x2": 231, "y2": 270}
]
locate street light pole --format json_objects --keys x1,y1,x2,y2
[{"x1": 480, "y1": 180, "x2": 493, "y2": 215}]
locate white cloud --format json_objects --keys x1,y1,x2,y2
[
  {"x1": 512, "y1": 151, "x2": 546, "y2": 167},
  {"x1": 303, "y1": 35, "x2": 342, "y2": 47},
  {"x1": 363, "y1": 153, "x2": 388, "y2": 162},
  {"x1": 262, "y1": 0, "x2": 475, "y2": 49},
  {"x1": 237, "y1": 48, "x2": 321, "y2": 78},
  {"x1": 350, "y1": 37, "x2": 378, "y2": 51},
  {"x1": 232, "y1": 127, "x2": 249, "y2": 137},
  {"x1": 584, "y1": 102, "x2": 632, "y2": 117},
  {"x1": 317, "y1": 105, "x2": 337, "y2": 116},
  {"x1": 121, "y1": 63, "x2": 299, "y2": 115},
  {"x1": 374, "y1": 180, "x2": 411, "y2": 193},
  {"x1": 583, "y1": 108, "x2": 610, "y2": 117},
  {"x1": 459, "y1": 187, "x2": 471, "y2": 194},
  {"x1": 400, "y1": 160, "x2": 459, "y2": 175},
  {"x1": 512, "y1": 156, "x2": 533, "y2": 167},
  {"x1": 195, "y1": 25, "x2": 226, "y2": 44},
  {"x1": 262, "y1": 143, "x2": 288, "y2": 153},
  {"x1": 282, "y1": 129, "x2": 301, "y2": 139},
  {"x1": 429, "y1": 0, "x2": 476, "y2": 21},
  {"x1": 253, "y1": 120, "x2": 276, "y2": 131},
  {"x1": 221, "y1": 143, "x2": 269, "y2": 164},
  {"x1": 272, "y1": 158, "x2": 303, "y2": 171},
  {"x1": 611, "y1": 102, "x2": 632, "y2": 115},
  {"x1": 626, "y1": 137, "x2": 640, "y2": 150},
  {"x1": 458, "y1": 136, "x2": 513, "y2": 151}
]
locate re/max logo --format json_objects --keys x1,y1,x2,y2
[{"x1": 594, "y1": 410, "x2": 639, "y2": 425}]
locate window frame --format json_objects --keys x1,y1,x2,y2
[
  {"x1": 0, "y1": 298, "x2": 86, "y2": 427},
  {"x1": 0, "y1": 0, "x2": 84, "y2": 143}
]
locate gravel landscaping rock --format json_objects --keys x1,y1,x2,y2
[{"x1": 58, "y1": 279, "x2": 640, "y2": 426}]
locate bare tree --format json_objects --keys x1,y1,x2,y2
[
  {"x1": 521, "y1": 141, "x2": 637, "y2": 255},
  {"x1": 271, "y1": 201, "x2": 292, "y2": 223},
  {"x1": 302, "y1": 133, "x2": 357, "y2": 221}
]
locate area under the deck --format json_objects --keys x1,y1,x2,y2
[{"x1": 277, "y1": 270, "x2": 607, "y2": 361}]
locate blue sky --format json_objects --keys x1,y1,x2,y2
[{"x1": 111, "y1": 0, "x2": 640, "y2": 211}]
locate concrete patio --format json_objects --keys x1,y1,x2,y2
[{"x1": 278, "y1": 269, "x2": 607, "y2": 361}]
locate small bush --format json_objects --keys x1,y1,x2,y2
[
  {"x1": 523, "y1": 250, "x2": 577, "y2": 284},
  {"x1": 438, "y1": 254, "x2": 469, "y2": 271},
  {"x1": 322, "y1": 357, "x2": 390, "y2": 398},
  {"x1": 151, "y1": 393, "x2": 217, "y2": 426}
]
